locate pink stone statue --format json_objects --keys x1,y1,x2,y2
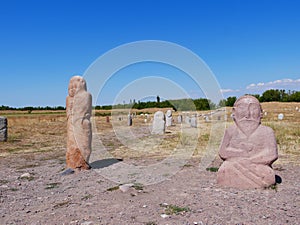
[
  {"x1": 66, "y1": 76, "x2": 92, "y2": 170},
  {"x1": 217, "y1": 95, "x2": 278, "y2": 189}
]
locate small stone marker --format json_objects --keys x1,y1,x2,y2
[
  {"x1": 165, "y1": 110, "x2": 172, "y2": 127},
  {"x1": 185, "y1": 116, "x2": 190, "y2": 125},
  {"x1": 205, "y1": 116, "x2": 210, "y2": 122},
  {"x1": 0, "y1": 117, "x2": 7, "y2": 142},
  {"x1": 217, "y1": 95, "x2": 278, "y2": 189},
  {"x1": 152, "y1": 111, "x2": 165, "y2": 135},
  {"x1": 128, "y1": 114, "x2": 132, "y2": 126},
  {"x1": 296, "y1": 106, "x2": 299, "y2": 111},
  {"x1": 190, "y1": 115, "x2": 197, "y2": 128},
  {"x1": 177, "y1": 115, "x2": 182, "y2": 124},
  {"x1": 278, "y1": 113, "x2": 284, "y2": 120}
]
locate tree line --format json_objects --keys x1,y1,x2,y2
[
  {"x1": 95, "y1": 98, "x2": 214, "y2": 111},
  {"x1": 1, "y1": 89, "x2": 299, "y2": 111},
  {"x1": 0, "y1": 105, "x2": 65, "y2": 111},
  {"x1": 221, "y1": 89, "x2": 300, "y2": 107}
]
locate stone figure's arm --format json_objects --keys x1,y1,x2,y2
[
  {"x1": 250, "y1": 128, "x2": 278, "y2": 165},
  {"x1": 82, "y1": 93, "x2": 92, "y2": 124},
  {"x1": 219, "y1": 128, "x2": 249, "y2": 160}
]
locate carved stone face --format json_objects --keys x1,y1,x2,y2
[
  {"x1": 233, "y1": 96, "x2": 262, "y2": 136},
  {"x1": 68, "y1": 76, "x2": 87, "y2": 97}
]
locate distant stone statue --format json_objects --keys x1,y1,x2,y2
[
  {"x1": 217, "y1": 95, "x2": 278, "y2": 189},
  {"x1": 165, "y1": 109, "x2": 172, "y2": 127},
  {"x1": 278, "y1": 113, "x2": 284, "y2": 120},
  {"x1": 128, "y1": 114, "x2": 133, "y2": 126},
  {"x1": 66, "y1": 76, "x2": 92, "y2": 170},
  {"x1": 151, "y1": 111, "x2": 165, "y2": 135},
  {"x1": 185, "y1": 116, "x2": 190, "y2": 125},
  {"x1": 190, "y1": 114, "x2": 197, "y2": 128},
  {"x1": 0, "y1": 117, "x2": 7, "y2": 142},
  {"x1": 177, "y1": 115, "x2": 182, "y2": 124}
]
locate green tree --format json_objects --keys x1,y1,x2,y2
[
  {"x1": 260, "y1": 89, "x2": 281, "y2": 102},
  {"x1": 225, "y1": 96, "x2": 237, "y2": 107},
  {"x1": 290, "y1": 91, "x2": 300, "y2": 102}
]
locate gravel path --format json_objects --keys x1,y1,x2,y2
[{"x1": 0, "y1": 153, "x2": 299, "y2": 225}]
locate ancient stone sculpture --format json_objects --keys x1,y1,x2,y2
[
  {"x1": 128, "y1": 114, "x2": 133, "y2": 126},
  {"x1": 165, "y1": 109, "x2": 172, "y2": 127},
  {"x1": 0, "y1": 117, "x2": 7, "y2": 142},
  {"x1": 152, "y1": 111, "x2": 165, "y2": 135},
  {"x1": 177, "y1": 115, "x2": 182, "y2": 124},
  {"x1": 217, "y1": 95, "x2": 278, "y2": 189},
  {"x1": 190, "y1": 114, "x2": 197, "y2": 128},
  {"x1": 66, "y1": 76, "x2": 92, "y2": 170}
]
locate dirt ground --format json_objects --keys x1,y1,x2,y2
[{"x1": 0, "y1": 104, "x2": 299, "y2": 225}]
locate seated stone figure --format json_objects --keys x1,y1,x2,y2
[
  {"x1": 217, "y1": 95, "x2": 278, "y2": 189},
  {"x1": 66, "y1": 76, "x2": 92, "y2": 170}
]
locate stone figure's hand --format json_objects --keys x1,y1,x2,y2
[
  {"x1": 81, "y1": 113, "x2": 90, "y2": 124},
  {"x1": 241, "y1": 142, "x2": 254, "y2": 152}
]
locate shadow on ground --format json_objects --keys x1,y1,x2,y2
[{"x1": 90, "y1": 158, "x2": 123, "y2": 169}]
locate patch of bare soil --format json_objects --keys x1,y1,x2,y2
[{"x1": 1, "y1": 137, "x2": 299, "y2": 224}]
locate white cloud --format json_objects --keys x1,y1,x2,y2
[
  {"x1": 246, "y1": 78, "x2": 300, "y2": 90},
  {"x1": 220, "y1": 89, "x2": 240, "y2": 93},
  {"x1": 246, "y1": 84, "x2": 256, "y2": 89}
]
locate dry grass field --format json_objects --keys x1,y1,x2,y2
[
  {"x1": 1, "y1": 102, "x2": 299, "y2": 165},
  {"x1": 0, "y1": 102, "x2": 299, "y2": 224}
]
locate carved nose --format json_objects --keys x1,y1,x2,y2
[{"x1": 245, "y1": 111, "x2": 250, "y2": 119}]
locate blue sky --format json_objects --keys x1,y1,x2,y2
[{"x1": 0, "y1": 0, "x2": 299, "y2": 107}]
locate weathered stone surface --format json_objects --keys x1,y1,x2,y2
[
  {"x1": 185, "y1": 116, "x2": 190, "y2": 125},
  {"x1": 204, "y1": 116, "x2": 210, "y2": 122},
  {"x1": 177, "y1": 115, "x2": 182, "y2": 124},
  {"x1": 0, "y1": 117, "x2": 7, "y2": 142},
  {"x1": 190, "y1": 115, "x2": 197, "y2": 128},
  {"x1": 151, "y1": 111, "x2": 165, "y2": 135},
  {"x1": 165, "y1": 110, "x2": 172, "y2": 127},
  {"x1": 66, "y1": 76, "x2": 92, "y2": 170},
  {"x1": 217, "y1": 95, "x2": 278, "y2": 189},
  {"x1": 128, "y1": 114, "x2": 132, "y2": 126}
]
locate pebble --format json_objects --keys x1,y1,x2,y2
[
  {"x1": 81, "y1": 221, "x2": 93, "y2": 225},
  {"x1": 160, "y1": 214, "x2": 169, "y2": 218},
  {"x1": 20, "y1": 173, "x2": 31, "y2": 179},
  {"x1": 119, "y1": 183, "x2": 133, "y2": 192}
]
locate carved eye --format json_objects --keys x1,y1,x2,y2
[
  {"x1": 249, "y1": 104, "x2": 261, "y2": 118},
  {"x1": 235, "y1": 103, "x2": 248, "y2": 118}
]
